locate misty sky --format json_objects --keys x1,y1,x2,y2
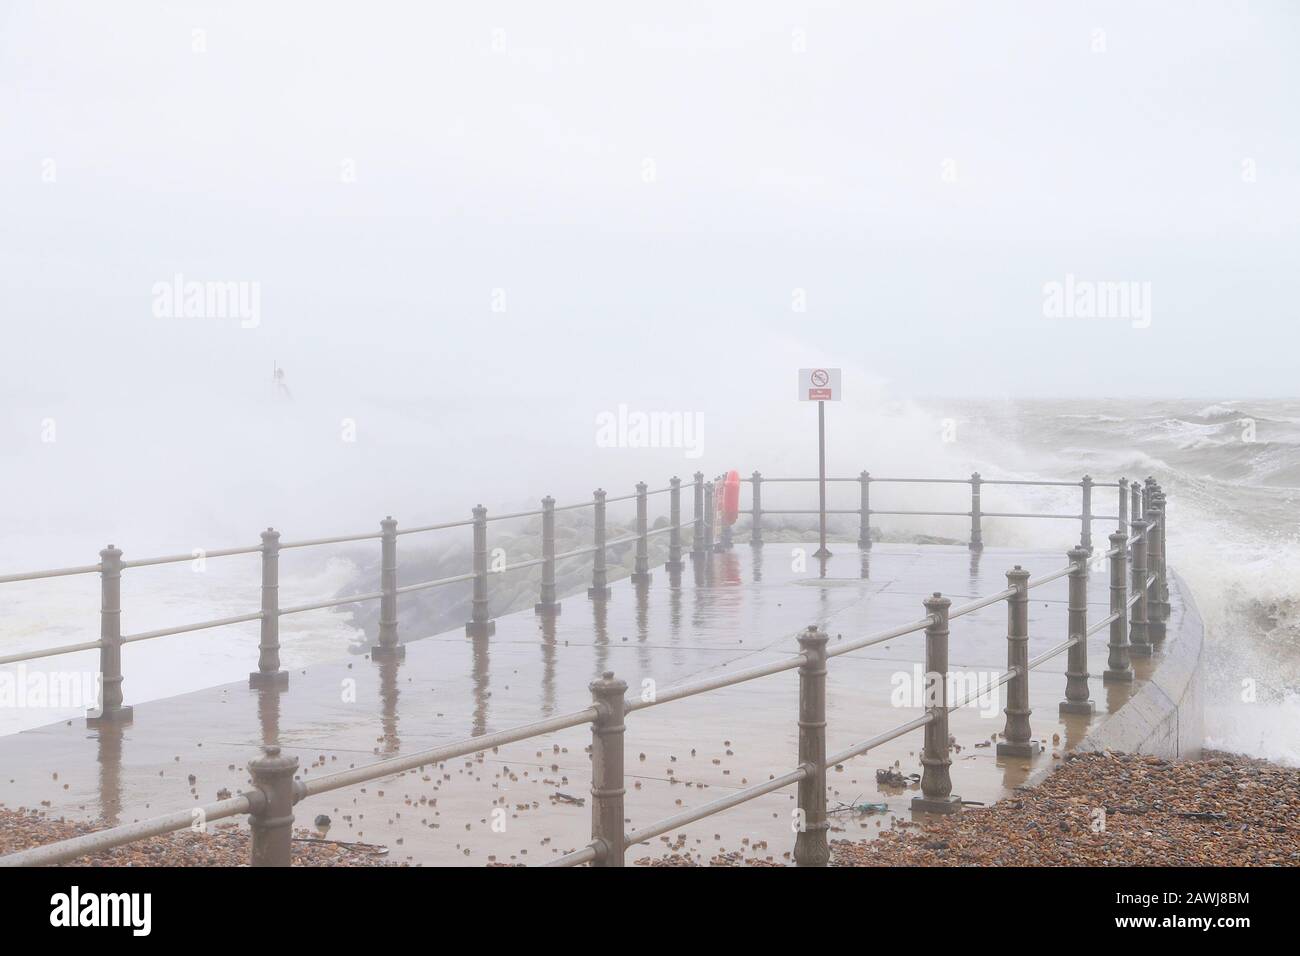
[{"x1": 2, "y1": 2, "x2": 1299, "y2": 552}]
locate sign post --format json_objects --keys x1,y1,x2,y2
[{"x1": 798, "y1": 368, "x2": 842, "y2": 558}]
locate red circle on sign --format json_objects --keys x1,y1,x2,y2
[{"x1": 811, "y1": 369, "x2": 829, "y2": 387}]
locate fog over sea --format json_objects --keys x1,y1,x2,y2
[{"x1": 2, "y1": 394, "x2": 1294, "y2": 766}]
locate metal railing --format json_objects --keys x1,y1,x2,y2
[
  {"x1": 0, "y1": 471, "x2": 1126, "y2": 699},
  {"x1": 0, "y1": 478, "x2": 704, "y2": 706},
  {"x1": 0, "y1": 473, "x2": 1170, "y2": 867},
  {"x1": 745, "y1": 470, "x2": 1126, "y2": 554}
]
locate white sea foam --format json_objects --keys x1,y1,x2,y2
[
  {"x1": 1205, "y1": 696, "x2": 1300, "y2": 767},
  {"x1": 1195, "y1": 402, "x2": 1240, "y2": 419}
]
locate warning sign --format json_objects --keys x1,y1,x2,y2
[{"x1": 798, "y1": 368, "x2": 841, "y2": 401}]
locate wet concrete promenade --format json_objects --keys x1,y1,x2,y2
[{"x1": 0, "y1": 543, "x2": 1173, "y2": 865}]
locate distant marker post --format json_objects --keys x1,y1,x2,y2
[{"x1": 798, "y1": 368, "x2": 841, "y2": 558}]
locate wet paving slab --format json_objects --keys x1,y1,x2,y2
[{"x1": 0, "y1": 543, "x2": 1174, "y2": 865}]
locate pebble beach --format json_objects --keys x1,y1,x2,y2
[
  {"x1": 2, "y1": 750, "x2": 1295, "y2": 866},
  {"x1": 0, "y1": 811, "x2": 395, "y2": 867},
  {"x1": 641, "y1": 751, "x2": 1300, "y2": 867}
]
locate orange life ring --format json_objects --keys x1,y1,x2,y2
[{"x1": 721, "y1": 470, "x2": 741, "y2": 526}]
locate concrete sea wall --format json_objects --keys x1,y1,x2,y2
[{"x1": 1077, "y1": 568, "x2": 1205, "y2": 759}]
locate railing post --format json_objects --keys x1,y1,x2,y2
[
  {"x1": 588, "y1": 670, "x2": 627, "y2": 867},
  {"x1": 534, "y1": 496, "x2": 562, "y2": 616},
  {"x1": 913, "y1": 593, "x2": 961, "y2": 813},
  {"x1": 88, "y1": 544, "x2": 132, "y2": 726},
  {"x1": 969, "y1": 472, "x2": 983, "y2": 552},
  {"x1": 465, "y1": 505, "x2": 496, "y2": 637},
  {"x1": 793, "y1": 625, "x2": 830, "y2": 866},
  {"x1": 1061, "y1": 546, "x2": 1094, "y2": 715},
  {"x1": 372, "y1": 516, "x2": 404, "y2": 659},
  {"x1": 703, "y1": 479, "x2": 716, "y2": 553},
  {"x1": 1130, "y1": 517, "x2": 1151, "y2": 657},
  {"x1": 1131, "y1": 480, "x2": 1141, "y2": 536},
  {"x1": 666, "y1": 478, "x2": 684, "y2": 572},
  {"x1": 250, "y1": 528, "x2": 288, "y2": 687},
  {"x1": 248, "y1": 745, "x2": 299, "y2": 867},
  {"x1": 858, "y1": 471, "x2": 872, "y2": 550},
  {"x1": 690, "y1": 471, "x2": 705, "y2": 560},
  {"x1": 1103, "y1": 530, "x2": 1133, "y2": 683},
  {"x1": 750, "y1": 471, "x2": 763, "y2": 546},
  {"x1": 1117, "y1": 477, "x2": 1129, "y2": 539},
  {"x1": 996, "y1": 566, "x2": 1037, "y2": 757},
  {"x1": 1159, "y1": 488, "x2": 1169, "y2": 606},
  {"x1": 631, "y1": 482, "x2": 652, "y2": 585},
  {"x1": 1147, "y1": 494, "x2": 1167, "y2": 643},
  {"x1": 1080, "y1": 474, "x2": 1093, "y2": 552},
  {"x1": 588, "y1": 489, "x2": 611, "y2": 600}
]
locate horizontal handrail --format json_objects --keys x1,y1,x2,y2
[
  {"x1": 547, "y1": 844, "x2": 602, "y2": 867},
  {"x1": 1086, "y1": 612, "x2": 1120, "y2": 636},
  {"x1": 554, "y1": 544, "x2": 601, "y2": 561},
  {"x1": 948, "y1": 669, "x2": 1018, "y2": 712},
  {"x1": 625, "y1": 654, "x2": 808, "y2": 713},
  {"x1": 749, "y1": 475, "x2": 1088, "y2": 487},
  {"x1": 122, "y1": 546, "x2": 262, "y2": 569},
  {"x1": 1025, "y1": 636, "x2": 1078, "y2": 670},
  {"x1": 826, "y1": 616, "x2": 936, "y2": 658},
  {"x1": 618, "y1": 766, "x2": 809, "y2": 851},
  {"x1": 484, "y1": 509, "x2": 544, "y2": 522},
  {"x1": 0, "y1": 562, "x2": 102, "y2": 584},
  {"x1": 0, "y1": 639, "x2": 103, "y2": 667},
  {"x1": 949, "y1": 588, "x2": 1018, "y2": 619},
  {"x1": 395, "y1": 571, "x2": 476, "y2": 594},
  {"x1": 279, "y1": 531, "x2": 382, "y2": 550},
  {"x1": 1026, "y1": 563, "x2": 1078, "y2": 589},
  {"x1": 278, "y1": 590, "x2": 384, "y2": 616},
  {"x1": 396, "y1": 518, "x2": 475, "y2": 535},
  {"x1": 300, "y1": 707, "x2": 599, "y2": 798},
  {"x1": 123, "y1": 611, "x2": 265, "y2": 645},
  {"x1": 0, "y1": 793, "x2": 255, "y2": 868},
  {"x1": 981, "y1": 512, "x2": 1078, "y2": 520},
  {"x1": 824, "y1": 712, "x2": 935, "y2": 766}
]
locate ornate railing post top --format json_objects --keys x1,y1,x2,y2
[
  {"x1": 797, "y1": 624, "x2": 829, "y2": 651},
  {"x1": 924, "y1": 591, "x2": 951, "y2": 613},
  {"x1": 589, "y1": 669, "x2": 627, "y2": 698}
]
